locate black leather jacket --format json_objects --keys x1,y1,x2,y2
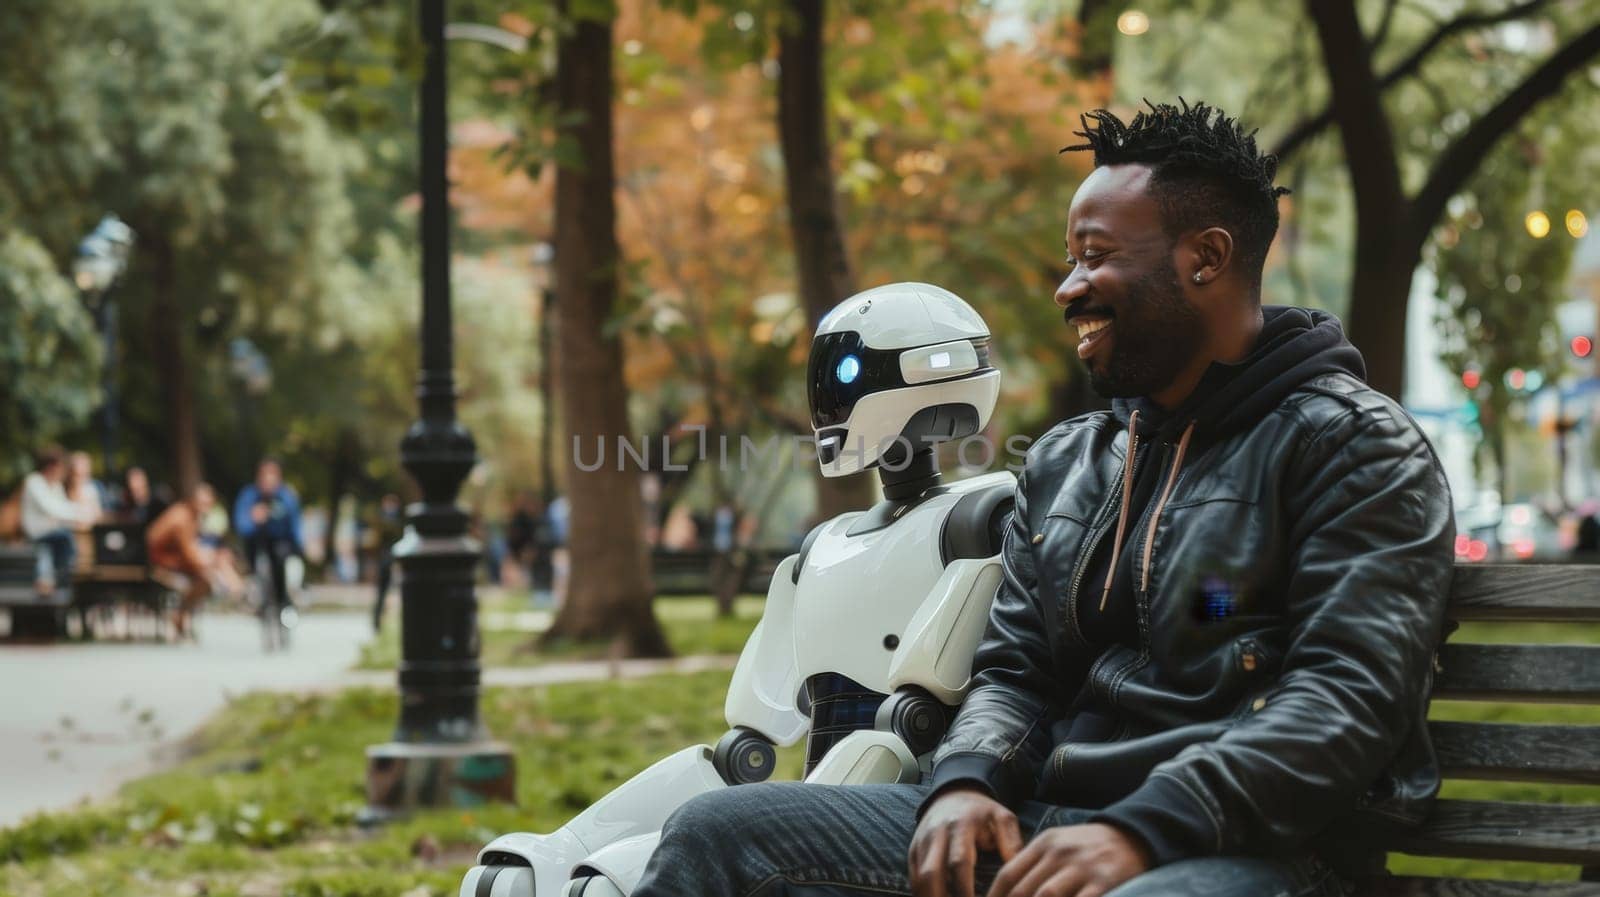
[{"x1": 928, "y1": 308, "x2": 1455, "y2": 870}]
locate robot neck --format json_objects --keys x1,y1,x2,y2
[{"x1": 878, "y1": 450, "x2": 942, "y2": 501}]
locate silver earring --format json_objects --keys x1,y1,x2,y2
[{"x1": 1192, "y1": 273, "x2": 1203, "y2": 284}]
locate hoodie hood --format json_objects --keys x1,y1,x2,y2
[{"x1": 1113, "y1": 306, "x2": 1366, "y2": 440}]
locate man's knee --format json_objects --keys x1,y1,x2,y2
[{"x1": 662, "y1": 783, "x2": 789, "y2": 845}]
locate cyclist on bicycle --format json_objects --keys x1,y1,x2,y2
[{"x1": 233, "y1": 458, "x2": 304, "y2": 621}]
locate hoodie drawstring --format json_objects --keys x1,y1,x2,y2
[
  {"x1": 1099, "y1": 415, "x2": 1197, "y2": 611},
  {"x1": 1142, "y1": 421, "x2": 1195, "y2": 592},
  {"x1": 1099, "y1": 411, "x2": 1140, "y2": 612}
]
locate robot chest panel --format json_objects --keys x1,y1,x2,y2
[{"x1": 791, "y1": 500, "x2": 952, "y2": 691}]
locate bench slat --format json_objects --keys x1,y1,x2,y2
[
  {"x1": 1433, "y1": 644, "x2": 1600, "y2": 704},
  {"x1": 1449, "y1": 565, "x2": 1600, "y2": 622},
  {"x1": 1362, "y1": 877, "x2": 1600, "y2": 897},
  {"x1": 1387, "y1": 800, "x2": 1600, "y2": 866},
  {"x1": 1430, "y1": 721, "x2": 1600, "y2": 785}
]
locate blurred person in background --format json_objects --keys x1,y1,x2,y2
[
  {"x1": 234, "y1": 458, "x2": 304, "y2": 617},
  {"x1": 117, "y1": 466, "x2": 168, "y2": 524},
  {"x1": 65, "y1": 451, "x2": 107, "y2": 523},
  {"x1": 64, "y1": 451, "x2": 106, "y2": 568},
  {"x1": 505, "y1": 491, "x2": 541, "y2": 590},
  {"x1": 21, "y1": 446, "x2": 95, "y2": 594},
  {"x1": 546, "y1": 493, "x2": 570, "y2": 610},
  {"x1": 370, "y1": 493, "x2": 404, "y2": 632},
  {"x1": 1574, "y1": 500, "x2": 1600, "y2": 563},
  {"x1": 148, "y1": 483, "x2": 222, "y2": 638}
]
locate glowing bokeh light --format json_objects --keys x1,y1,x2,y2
[
  {"x1": 1525, "y1": 210, "x2": 1551, "y2": 239},
  {"x1": 1117, "y1": 10, "x2": 1150, "y2": 35}
]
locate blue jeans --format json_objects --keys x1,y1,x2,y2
[
  {"x1": 632, "y1": 782, "x2": 1355, "y2": 897},
  {"x1": 34, "y1": 529, "x2": 76, "y2": 585}
]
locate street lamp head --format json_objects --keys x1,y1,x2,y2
[{"x1": 74, "y1": 213, "x2": 136, "y2": 293}]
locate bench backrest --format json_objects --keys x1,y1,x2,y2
[{"x1": 1367, "y1": 564, "x2": 1600, "y2": 894}]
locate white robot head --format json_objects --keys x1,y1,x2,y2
[{"x1": 807, "y1": 282, "x2": 1000, "y2": 477}]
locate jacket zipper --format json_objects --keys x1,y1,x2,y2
[
  {"x1": 1065, "y1": 429, "x2": 1143, "y2": 649},
  {"x1": 1109, "y1": 421, "x2": 1197, "y2": 710}
]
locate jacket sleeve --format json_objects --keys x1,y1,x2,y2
[
  {"x1": 1094, "y1": 405, "x2": 1454, "y2": 862},
  {"x1": 283, "y1": 487, "x2": 305, "y2": 552},
  {"x1": 233, "y1": 487, "x2": 257, "y2": 538},
  {"x1": 921, "y1": 464, "x2": 1070, "y2": 814}
]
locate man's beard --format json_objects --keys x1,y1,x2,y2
[{"x1": 1087, "y1": 261, "x2": 1207, "y2": 399}]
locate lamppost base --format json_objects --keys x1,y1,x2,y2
[{"x1": 360, "y1": 739, "x2": 516, "y2": 825}]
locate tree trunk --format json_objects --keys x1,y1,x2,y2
[
  {"x1": 541, "y1": 5, "x2": 668, "y2": 658},
  {"x1": 1343, "y1": 234, "x2": 1419, "y2": 400},
  {"x1": 778, "y1": 0, "x2": 874, "y2": 522},
  {"x1": 145, "y1": 235, "x2": 202, "y2": 496}
]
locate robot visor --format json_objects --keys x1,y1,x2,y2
[{"x1": 808, "y1": 331, "x2": 908, "y2": 429}]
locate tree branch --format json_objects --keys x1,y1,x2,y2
[
  {"x1": 1304, "y1": 0, "x2": 1405, "y2": 227},
  {"x1": 1274, "y1": 0, "x2": 1552, "y2": 162},
  {"x1": 1411, "y1": 20, "x2": 1600, "y2": 242},
  {"x1": 1368, "y1": 0, "x2": 1401, "y2": 51}
]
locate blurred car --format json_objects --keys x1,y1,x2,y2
[{"x1": 1494, "y1": 502, "x2": 1564, "y2": 561}]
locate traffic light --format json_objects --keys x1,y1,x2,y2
[
  {"x1": 1574, "y1": 335, "x2": 1594, "y2": 359},
  {"x1": 1461, "y1": 369, "x2": 1481, "y2": 390}
]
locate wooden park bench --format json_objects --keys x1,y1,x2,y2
[
  {"x1": 71, "y1": 522, "x2": 179, "y2": 640},
  {"x1": 1359, "y1": 564, "x2": 1599, "y2": 894},
  {"x1": 0, "y1": 524, "x2": 178, "y2": 641}
]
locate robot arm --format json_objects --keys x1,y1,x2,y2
[{"x1": 715, "y1": 552, "x2": 811, "y2": 783}]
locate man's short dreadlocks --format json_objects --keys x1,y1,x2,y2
[{"x1": 1062, "y1": 98, "x2": 1290, "y2": 281}]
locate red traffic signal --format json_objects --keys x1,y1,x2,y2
[
  {"x1": 1574, "y1": 335, "x2": 1594, "y2": 359},
  {"x1": 1461, "y1": 370, "x2": 1481, "y2": 390}
]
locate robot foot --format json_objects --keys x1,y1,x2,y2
[
  {"x1": 563, "y1": 875, "x2": 627, "y2": 897},
  {"x1": 459, "y1": 864, "x2": 538, "y2": 897}
]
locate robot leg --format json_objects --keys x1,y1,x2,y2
[
  {"x1": 802, "y1": 730, "x2": 919, "y2": 785},
  {"x1": 559, "y1": 832, "x2": 661, "y2": 897},
  {"x1": 460, "y1": 745, "x2": 724, "y2": 897}
]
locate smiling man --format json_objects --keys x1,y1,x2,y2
[{"x1": 630, "y1": 100, "x2": 1454, "y2": 897}]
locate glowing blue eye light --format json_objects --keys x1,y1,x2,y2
[{"x1": 836, "y1": 355, "x2": 861, "y2": 384}]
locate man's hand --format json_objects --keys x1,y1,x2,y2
[
  {"x1": 987, "y1": 823, "x2": 1150, "y2": 897},
  {"x1": 909, "y1": 787, "x2": 1023, "y2": 897}
]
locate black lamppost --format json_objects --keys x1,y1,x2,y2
[
  {"x1": 363, "y1": 0, "x2": 514, "y2": 819},
  {"x1": 73, "y1": 214, "x2": 135, "y2": 478}
]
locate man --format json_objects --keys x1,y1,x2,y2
[
  {"x1": 632, "y1": 101, "x2": 1454, "y2": 897},
  {"x1": 148, "y1": 483, "x2": 221, "y2": 638},
  {"x1": 369, "y1": 493, "x2": 404, "y2": 632},
  {"x1": 20, "y1": 446, "x2": 96, "y2": 594},
  {"x1": 233, "y1": 458, "x2": 304, "y2": 619}
]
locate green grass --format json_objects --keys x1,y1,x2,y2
[
  {"x1": 356, "y1": 595, "x2": 765, "y2": 671},
  {"x1": 1, "y1": 670, "x2": 806, "y2": 897}
]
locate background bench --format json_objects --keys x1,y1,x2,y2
[
  {"x1": 0, "y1": 544, "x2": 72, "y2": 639},
  {"x1": 1360, "y1": 564, "x2": 1600, "y2": 895},
  {"x1": 650, "y1": 547, "x2": 789, "y2": 596}
]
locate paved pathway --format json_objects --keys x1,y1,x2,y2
[{"x1": 0, "y1": 608, "x2": 370, "y2": 828}]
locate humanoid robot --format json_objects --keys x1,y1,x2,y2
[{"x1": 461, "y1": 282, "x2": 1016, "y2": 897}]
